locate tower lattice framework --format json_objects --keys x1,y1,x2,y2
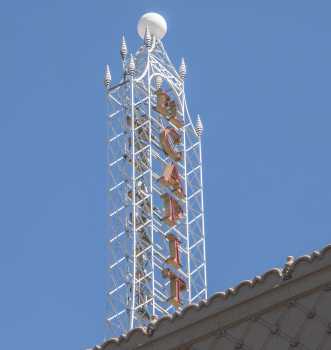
[{"x1": 105, "y1": 20, "x2": 207, "y2": 338}]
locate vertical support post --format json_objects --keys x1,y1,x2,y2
[
  {"x1": 130, "y1": 73, "x2": 136, "y2": 329},
  {"x1": 182, "y1": 92, "x2": 192, "y2": 303},
  {"x1": 199, "y1": 138, "x2": 208, "y2": 299},
  {"x1": 147, "y1": 47, "x2": 156, "y2": 318}
]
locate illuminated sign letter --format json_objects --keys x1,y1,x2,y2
[
  {"x1": 162, "y1": 268, "x2": 186, "y2": 308},
  {"x1": 160, "y1": 128, "x2": 182, "y2": 161},
  {"x1": 165, "y1": 234, "x2": 181, "y2": 269},
  {"x1": 161, "y1": 193, "x2": 184, "y2": 227},
  {"x1": 160, "y1": 163, "x2": 185, "y2": 199}
]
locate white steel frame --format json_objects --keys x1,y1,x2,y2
[{"x1": 105, "y1": 37, "x2": 207, "y2": 338}]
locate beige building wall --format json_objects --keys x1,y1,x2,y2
[{"x1": 95, "y1": 244, "x2": 331, "y2": 350}]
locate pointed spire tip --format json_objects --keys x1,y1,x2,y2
[
  {"x1": 128, "y1": 54, "x2": 135, "y2": 76},
  {"x1": 144, "y1": 25, "x2": 152, "y2": 48},
  {"x1": 195, "y1": 115, "x2": 203, "y2": 137},
  {"x1": 179, "y1": 57, "x2": 187, "y2": 80},
  {"x1": 120, "y1": 35, "x2": 128, "y2": 61},
  {"x1": 104, "y1": 64, "x2": 111, "y2": 89}
]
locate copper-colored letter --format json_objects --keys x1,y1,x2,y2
[
  {"x1": 155, "y1": 90, "x2": 183, "y2": 128},
  {"x1": 155, "y1": 90, "x2": 170, "y2": 116},
  {"x1": 160, "y1": 163, "x2": 185, "y2": 199},
  {"x1": 161, "y1": 193, "x2": 184, "y2": 227},
  {"x1": 160, "y1": 128, "x2": 182, "y2": 161},
  {"x1": 165, "y1": 234, "x2": 181, "y2": 269},
  {"x1": 162, "y1": 269, "x2": 186, "y2": 308}
]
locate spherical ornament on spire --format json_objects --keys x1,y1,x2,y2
[
  {"x1": 195, "y1": 115, "x2": 203, "y2": 137},
  {"x1": 104, "y1": 64, "x2": 112, "y2": 90},
  {"x1": 137, "y1": 13, "x2": 167, "y2": 40},
  {"x1": 155, "y1": 75, "x2": 163, "y2": 90},
  {"x1": 120, "y1": 35, "x2": 128, "y2": 61},
  {"x1": 179, "y1": 58, "x2": 187, "y2": 80},
  {"x1": 128, "y1": 55, "x2": 135, "y2": 76},
  {"x1": 144, "y1": 25, "x2": 152, "y2": 48}
]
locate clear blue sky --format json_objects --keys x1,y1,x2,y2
[{"x1": 1, "y1": 0, "x2": 330, "y2": 348}]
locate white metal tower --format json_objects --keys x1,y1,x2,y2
[{"x1": 104, "y1": 13, "x2": 207, "y2": 338}]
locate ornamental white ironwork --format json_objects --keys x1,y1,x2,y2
[{"x1": 104, "y1": 12, "x2": 207, "y2": 338}]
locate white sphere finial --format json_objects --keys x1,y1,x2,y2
[{"x1": 137, "y1": 13, "x2": 167, "y2": 40}]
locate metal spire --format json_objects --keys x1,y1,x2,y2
[
  {"x1": 120, "y1": 35, "x2": 128, "y2": 61},
  {"x1": 195, "y1": 115, "x2": 203, "y2": 137},
  {"x1": 144, "y1": 25, "x2": 152, "y2": 48},
  {"x1": 155, "y1": 75, "x2": 163, "y2": 90},
  {"x1": 105, "y1": 12, "x2": 207, "y2": 338},
  {"x1": 128, "y1": 55, "x2": 135, "y2": 76},
  {"x1": 179, "y1": 58, "x2": 186, "y2": 80},
  {"x1": 104, "y1": 64, "x2": 111, "y2": 89}
]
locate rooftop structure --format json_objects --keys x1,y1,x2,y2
[{"x1": 94, "y1": 244, "x2": 331, "y2": 350}]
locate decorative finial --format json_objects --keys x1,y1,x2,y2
[
  {"x1": 195, "y1": 115, "x2": 203, "y2": 137},
  {"x1": 137, "y1": 12, "x2": 167, "y2": 40},
  {"x1": 128, "y1": 55, "x2": 135, "y2": 76},
  {"x1": 179, "y1": 58, "x2": 186, "y2": 80},
  {"x1": 155, "y1": 75, "x2": 163, "y2": 90},
  {"x1": 144, "y1": 25, "x2": 152, "y2": 48},
  {"x1": 120, "y1": 35, "x2": 128, "y2": 61},
  {"x1": 104, "y1": 64, "x2": 111, "y2": 89}
]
